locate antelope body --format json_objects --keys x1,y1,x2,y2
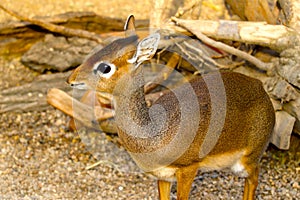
[{"x1": 67, "y1": 16, "x2": 275, "y2": 200}]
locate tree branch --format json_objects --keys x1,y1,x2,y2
[
  {"x1": 171, "y1": 17, "x2": 273, "y2": 72},
  {"x1": 0, "y1": 4, "x2": 103, "y2": 43}
]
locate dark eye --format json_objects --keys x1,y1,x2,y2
[
  {"x1": 94, "y1": 62, "x2": 111, "y2": 74},
  {"x1": 92, "y1": 61, "x2": 116, "y2": 78}
]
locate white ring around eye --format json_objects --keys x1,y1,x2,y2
[{"x1": 93, "y1": 61, "x2": 116, "y2": 79}]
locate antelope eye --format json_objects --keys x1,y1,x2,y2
[
  {"x1": 94, "y1": 62, "x2": 111, "y2": 74},
  {"x1": 93, "y1": 61, "x2": 116, "y2": 78}
]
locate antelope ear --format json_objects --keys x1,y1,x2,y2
[
  {"x1": 128, "y1": 32, "x2": 160, "y2": 66},
  {"x1": 124, "y1": 15, "x2": 136, "y2": 37}
]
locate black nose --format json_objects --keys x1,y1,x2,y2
[{"x1": 69, "y1": 82, "x2": 86, "y2": 89}]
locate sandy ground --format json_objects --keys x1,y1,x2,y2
[{"x1": 0, "y1": 1, "x2": 299, "y2": 199}]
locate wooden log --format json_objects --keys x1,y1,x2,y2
[
  {"x1": 46, "y1": 85, "x2": 172, "y2": 133},
  {"x1": 0, "y1": 10, "x2": 148, "y2": 55},
  {"x1": 0, "y1": 72, "x2": 71, "y2": 113},
  {"x1": 68, "y1": 90, "x2": 113, "y2": 131},
  {"x1": 169, "y1": 19, "x2": 300, "y2": 52},
  {"x1": 47, "y1": 88, "x2": 116, "y2": 133},
  {"x1": 0, "y1": 11, "x2": 148, "y2": 38},
  {"x1": 172, "y1": 18, "x2": 273, "y2": 72}
]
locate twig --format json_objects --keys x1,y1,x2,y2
[
  {"x1": 173, "y1": 39, "x2": 220, "y2": 72},
  {"x1": 181, "y1": 40, "x2": 227, "y2": 69},
  {"x1": 86, "y1": 160, "x2": 121, "y2": 171},
  {"x1": 86, "y1": 160, "x2": 150, "y2": 178},
  {"x1": 0, "y1": 4, "x2": 103, "y2": 43},
  {"x1": 171, "y1": 17, "x2": 273, "y2": 72}
]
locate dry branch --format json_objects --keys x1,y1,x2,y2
[
  {"x1": 47, "y1": 88, "x2": 116, "y2": 133},
  {"x1": 171, "y1": 17, "x2": 273, "y2": 72},
  {"x1": 46, "y1": 87, "x2": 171, "y2": 133},
  {"x1": 0, "y1": 11, "x2": 147, "y2": 39},
  {"x1": 0, "y1": 10, "x2": 149, "y2": 57},
  {"x1": 0, "y1": 5, "x2": 103, "y2": 43},
  {"x1": 168, "y1": 19, "x2": 300, "y2": 52}
]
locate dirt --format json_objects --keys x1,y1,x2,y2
[{"x1": 0, "y1": 1, "x2": 299, "y2": 199}]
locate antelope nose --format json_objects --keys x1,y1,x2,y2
[{"x1": 68, "y1": 82, "x2": 87, "y2": 90}]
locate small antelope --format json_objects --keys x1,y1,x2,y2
[{"x1": 67, "y1": 15, "x2": 275, "y2": 200}]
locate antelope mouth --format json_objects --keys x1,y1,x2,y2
[{"x1": 69, "y1": 82, "x2": 88, "y2": 90}]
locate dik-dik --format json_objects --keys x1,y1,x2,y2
[{"x1": 67, "y1": 15, "x2": 275, "y2": 200}]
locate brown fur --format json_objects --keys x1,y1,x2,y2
[{"x1": 67, "y1": 16, "x2": 275, "y2": 200}]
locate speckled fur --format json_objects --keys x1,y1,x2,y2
[{"x1": 67, "y1": 17, "x2": 275, "y2": 199}]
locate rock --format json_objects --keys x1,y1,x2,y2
[
  {"x1": 270, "y1": 110, "x2": 296, "y2": 150},
  {"x1": 293, "y1": 120, "x2": 300, "y2": 135},
  {"x1": 264, "y1": 76, "x2": 298, "y2": 102},
  {"x1": 283, "y1": 96, "x2": 300, "y2": 135},
  {"x1": 21, "y1": 34, "x2": 99, "y2": 72},
  {"x1": 276, "y1": 46, "x2": 300, "y2": 90},
  {"x1": 270, "y1": 98, "x2": 282, "y2": 111}
]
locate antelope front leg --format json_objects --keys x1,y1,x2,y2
[
  {"x1": 175, "y1": 165, "x2": 198, "y2": 200},
  {"x1": 158, "y1": 180, "x2": 171, "y2": 200}
]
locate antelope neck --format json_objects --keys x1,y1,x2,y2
[
  {"x1": 113, "y1": 66, "x2": 178, "y2": 154},
  {"x1": 113, "y1": 67, "x2": 152, "y2": 135}
]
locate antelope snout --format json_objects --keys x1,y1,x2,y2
[
  {"x1": 68, "y1": 81, "x2": 88, "y2": 90},
  {"x1": 66, "y1": 70, "x2": 88, "y2": 90}
]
